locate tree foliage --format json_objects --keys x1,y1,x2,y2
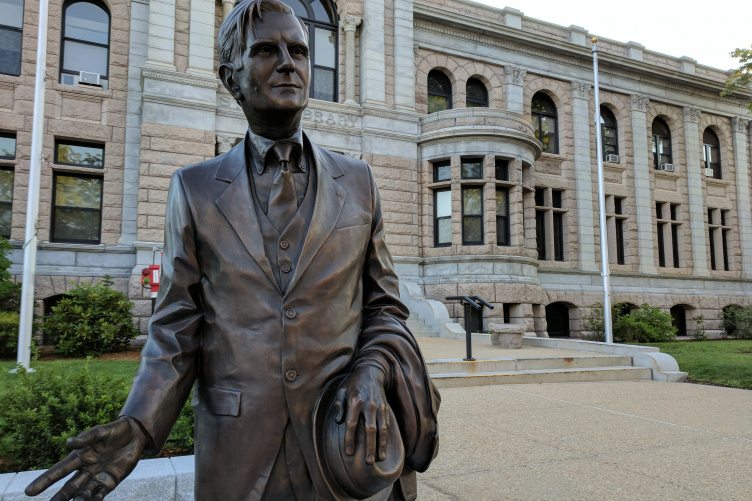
[
  {"x1": 721, "y1": 46, "x2": 752, "y2": 113},
  {"x1": 719, "y1": 305, "x2": 752, "y2": 339},
  {"x1": 0, "y1": 237, "x2": 21, "y2": 312}
]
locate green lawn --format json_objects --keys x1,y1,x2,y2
[
  {"x1": 644, "y1": 339, "x2": 752, "y2": 390},
  {"x1": 0, "y1": 359, "x2": 140, "y2": 394}
]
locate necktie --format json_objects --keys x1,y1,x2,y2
[{"x1": 267, "y1": 141, "x2": 298, "y2": 232}]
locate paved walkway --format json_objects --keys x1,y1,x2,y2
[
  {"x1": 417, "y1": 337, "x2": 596, "y2": 360},
  {"x1": 417, "y1": 381, "x2": 752, "y2": 500}
]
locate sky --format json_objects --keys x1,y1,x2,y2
[{"x1": 473, "y1": 0, "x2": 750, "y2": 71}]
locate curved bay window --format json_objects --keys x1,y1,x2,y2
[
  {"x1": 466, "y1": 78, "x2": 488, "y2": 108},
  {"x1": 703, "y1": 128, "x2": 721, "y2": 179},
  {"x1": 652, "y1": 118, "x2": 672, "y2": 170},
  {"x1": 60, "y1": 0, "x2": 111, "y2": 89},
  {"x1": 284, "y1": 0, "x2": 337, "y2": 102},
  {"x1": 600, "y1": 106, "x2": 618, "y2": 158},
  {"x1": 0, "y1": 0, "x2": 23, "y2": 76},
  {"x1": 531, "y1": 93, "x2": 558, "y2": 153},
  {"x1": 427, "y1": 70, "x2": 452, "y2": 114}
]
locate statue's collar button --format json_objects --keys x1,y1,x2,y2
[{"x1": 280, "y1": 240, "x2": 289, "y2": 249}]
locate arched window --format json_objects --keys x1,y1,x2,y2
[
  {"x1": 0, "y1": 0, "x2": 23, "y2": 76},
  {"x1": 466, "y1": 78, "x2": 488, "y2": 108},
  {"x1": 531, "y1": 93, "x2": 558, "y2": 153},
  {"x1": 427, "y1": 70, "x2": 451, "y2": 114},
  {"x1": 283, "y1": 0, "x2": 338, "y2": 102},
  {"x1": 703, "y1": 128, "x2": 721, "y2": 179},
  {"x1": 652, "y1": 118, "x2": 672, "y2": 169},
  {"x1": 60, "y1": 0, "x2": 110, "y2": 89},
  {"x1": 600, "y1": 106, "x2": 618, "y2": 158}
]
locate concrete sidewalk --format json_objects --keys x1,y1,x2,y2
[{"x1": 418, "y1": 381, "x2": 752, "y2": 500}]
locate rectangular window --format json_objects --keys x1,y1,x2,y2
[
  {"x1": 534, "y1": 188, "x2": 545, "y2": 207},
  {"x1": 721, "y1": 210, "x2": 727, "y2": 226},
  {"x1": 433, "y1": 160, "x2": 450, "y2": 182},
  {"x1": 0, "y1": 0, "x2": 23, "y2": 76},
  {"x1": 671, "y1": 223, "x2": 680, "y2": 268},
  {"x1": 51, "y1": 173, "x2": 103, "y2": 243},
  {"x1": 722, "y1": 229, "x2": 729, "y2": 271},
  {"x1": 655, "y1": 202, "x2": 663, "y2": 220},
  {"x1": 495, "y1": 158, "x2": 509, "y2": 181},
  {"x1": 614, "y1": 197, "x2": 623, "y2": 215},
  {"x1": 709, "y1": 227, "x2": 716, "y2": 271},
  {"x1": 495, "y1": 188, "x2": 509, "y2": 246},
  {"x1": 461, "y1": 157, "x2": 483, "y2": 179},
  {"x1": 670, "y1": 204, "x2": 678, "y2": 221},
  {"x1": 708, "y1": 208, "x2": 713, "y2": 225},
  {"x1": 434, "y1": 188, "x2": 451, "y2": 247},
  {"x1": 461, "y1": 186, "x2": 483, "y2": 245},
  {"x1": 657, "y1": 222, "x2": 666, "y2": 267},
  {"x1": 503, "y1": 303, "x2": 511, "y2": 323},
  {"x1": 553, "y1": 212, "x2": 564, "y2": 261},
  {"x1": 615, "y1": 218, "x2": 625, "y2": 265},
  {"x1": 55, "y1": 140, "x2": 104, "y2": 168},
  {"x1": 0, "y1": 168, "x2": 13, "y2": 238},
  {"x1": 0, "y1": 133, "x2": 16, "y2": 159},
  {"x1": 552, "y1": 190, "x2": 563, "y2": 209},
  {"x1": 536, "y1": 210, "x2": 546, "y2": 260}
]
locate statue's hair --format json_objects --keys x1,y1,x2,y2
[{"x1": 217, "y1": 0, "x2": 309, "y2": 69}]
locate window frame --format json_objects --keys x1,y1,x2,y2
[
  {"x1": 702, "y1": 128, "x2": 722, "y2": 180},
  {"x1": 495, "y1": 187, "x2": 510, "y2": 246},
  {"x1": 294, "y1": 0, "x2": 339, "y2": 103},
  {"x1": 0, "y1": 167, "x2": 14, "y2": 239},
  {"x1": 0, "y1": 0, "x2": 24, "y2": 76},
  {"x1": 427, "y1": 70, "x2": 452, "y2": 114},
  {"x1": 432, "y1": 160, "x2": 451, "y2": 183},
  {"x1": 494, "y1": 158, "x2": 509, "y2": 181},
  {"x1": 0, "y1": 132, "x2": 17, "y2": 160},
  {"x1": 54, "y1": 139, "x2": 105, "y2": 169},
  {"x1": 59, "y1": 0, "x2": 112, "y2": 88},
  {"x1": 599, "y1": 105, "x2": 618, "y2": 157},
  {"x1": 433, "y1": 187, "x2": 451, "y2": 248},
  {"x1": 651, "y1": 118, "x2": 672, "y2": 169},
  {"x1": 460, "y1": 157, "x2": 483, "y2": 180},
  {"x1": 536, "y1": 210, "x2": 546, "y2": 260},
  {"x1": 461, "y1": 185, "x2": 483, "y2": 246},
  {"x1": 466, "y1": 78, "x2": 488, "y2": 108},
  {"x1": 531, "y1": 93, "x2": 558, "y2": 154},
  {"x1": 50, "y1": 171, "x2": 104, "y2": 244}
]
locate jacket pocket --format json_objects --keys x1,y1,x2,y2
[{"x1": 193, "y1": 385, "x2": 242, "y2": 417}]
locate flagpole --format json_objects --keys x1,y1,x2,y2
[
  {"x1": 15, "y1": 0, "x2": 50, "y2": 370},
  {"x1": 592, "y1": 37, "x2": 614, "y2": 344}
]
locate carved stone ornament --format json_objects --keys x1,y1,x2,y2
[
  {"x1": 216, "y1": 134, "x2": 239, "y2": 155},
  {"x1": 341, "y1": 13, "x2": 362, "y2": 33},
  {"x1": 571, "y1": 81, "x2": 590, "y2": 100},
  {"x1": 732, "y1": 116, "x2": 750, "y2": 133},
  {"x1": 683, "y1": 106, "x2": 701, "y2": 123},
  {"x1": 504, "y1": 66, "x2": 527, "y2": 86},
  {"x1": 630, "y1": 94, "x2": 649, "y2": 112}
]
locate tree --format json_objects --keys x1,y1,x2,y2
[{"x1": 721, "y1": 46, "x2": 752, "y2": 113}]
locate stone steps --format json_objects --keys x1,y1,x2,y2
[
  {"x1": 430, "y1": 365, "x2": 653, "y2": 388},
  {"x1": 427, "y1": 355, "x2": 633, "y2": 374},
  {"x1": 406, "y1": 315, "x2": 439, "y2": 338}
]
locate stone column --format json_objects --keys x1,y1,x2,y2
[
  {"x1": 571, "y1": 80, "x2": 597, "y2": 271},
  {"x1": 504, "y1": 66, "x2": 526, "y2": 113},
  {"x1": 393, "y1": 0, "x2": 415, "y2": 110},
  {"x1": 188, "y1": 0, "x2": 217, "y2": 76},
  {"x1": 682, "y1": 106, "x2": 709, "y2": 276},
  {"x1": 360, "y1": 0, "x2": 386, "y2": 105},
  {"x1": 732, "y1": 117, "x2": 752, "y2": 277},
  {"x1": 342, "y1": 14, "x2": 361, "y2": 106},
  {"x1": 146, "y1": 0, "x2": 177, "y2": 70},
  {"x1": 222, "y1": 0, "x2": 235, "y2": 19},
  {"x1": 630, "y1": 94, "x2": 657, "y2": 274}
]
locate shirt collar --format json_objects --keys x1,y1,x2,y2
[{"x1": 247, "y1": 127, "x2": 306, "y2": 175}]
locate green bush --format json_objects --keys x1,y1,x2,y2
[
  {"x1": 581, "y1": 301, "x2": 629, "y2": 341},
  {"x1": 43, "y1": 276, "x2": 139, "y2": 357},
  {"x1": 719, "y1": 305, "x2": 752, "y2": 339},
  {"x1": 0, "y1": 237, "x2": 21, "y2": 313},
  {"x1": 613, "y1": 303, "x2": 677, "y2": 343},
  {"x1": 0, "y1": 311, "x2": 21, "y2": 358}
]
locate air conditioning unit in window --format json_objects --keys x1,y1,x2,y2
[
  {"x1": 659, "y1": 163, "x2": 674, "y2": 172},
  {"x1": 605, "y1": 154, "x2": 620, "y2": 163},
  {"x1": 79, "y1": 71, "x2": 101, "y2": 86},
  {"x1": 704, "y1": 168, "x2": 715, "y2": 177}
]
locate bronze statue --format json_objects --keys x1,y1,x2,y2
[{"x1": 26, "y1": 1, "x2": 439, "y2": 499}]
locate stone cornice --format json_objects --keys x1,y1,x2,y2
[
  {"x1": 142, "y1": 93, "x2": 218, "y2": 112},
  {"x1": 142, "y1": 66, "x2": 220, "y2": 90}
]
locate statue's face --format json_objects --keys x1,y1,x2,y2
[{"x1": 235, "y1": 12, "x2": 310, "y2": 120}]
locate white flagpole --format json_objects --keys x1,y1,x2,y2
[
  {"x1": 592, "y1": 37, "x2": 614, "y2": 344},
  {"x1": 15, "y1": 0, "x2": 50, "y2": 370}
]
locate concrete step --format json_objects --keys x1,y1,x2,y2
[
  {"x1": 427, "y1": 355, "x2": 633, "y2": 375},
  {"x1": 411, "y1": 329, "x2": 440, "y2": 338},
  {"x1": 430, "y1": 366, "x2": 653, "y2": 388}
]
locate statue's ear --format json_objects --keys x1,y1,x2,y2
[{"x1": 219, "y1": 63, "x2": 243, "y2": 103}]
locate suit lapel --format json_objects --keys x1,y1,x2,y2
[
  {"x1": 215, "y1": 139, "x2": 282, "y2": 294},
  {"x1": 286, "y1": 140, "x2": 346, "y2": 295}
]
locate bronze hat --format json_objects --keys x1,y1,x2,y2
[{"x1": 312, "y1": 375, "x2": 405, "y2": 501}]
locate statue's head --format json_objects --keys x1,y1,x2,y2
[{"x1": 218, "y1": 0, "x2": 310, "y2": 137}]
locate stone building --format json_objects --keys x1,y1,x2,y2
[{"x1": 1, "y1": 0, "x2": 751, "y2": 339}]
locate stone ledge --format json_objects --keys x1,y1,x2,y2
[{"x1": 488, "y1": 323, "x2": 526, "y2": 348}]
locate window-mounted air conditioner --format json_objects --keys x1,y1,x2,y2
[
  {"x1": 79, "y1": 71, "x2": 101, "y2": 86},
  {"x1": 704, "y1": 168, "x2": 715, "y2": 177},
  {"x1": 605, "y1": 154, "x2": 620, "y2": 163},
  {"x1": 659, "y1": 163, "x2": 674, "y2": 172}
]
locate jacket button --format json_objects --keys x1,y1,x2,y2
[
  {"x1": 286, "y1": 309, "x2": 296, "y2": 319},
  {"x1": 280, "y1": 240, "x2": 289, "y2": 249},
  {"x1": 282, "y1": 264, "x2": 291, "y2": 273},
  {"x1": 285, "y1": 370, "x2": 297, "y2": 382}
]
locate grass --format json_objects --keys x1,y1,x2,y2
[
  {"x1": 643, "y1": 339, "x2": 752, "y2": 390},
  {"x1": 0, "y1": 358, "x2": 140, "y2": 394}
]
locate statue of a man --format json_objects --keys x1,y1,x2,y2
[{"x1": 26, "y1": 1, "x2": 439, "y2": 500}]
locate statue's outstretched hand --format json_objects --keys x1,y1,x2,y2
[{"x1": 25, "y1": 416, "x2": 148, "y2": 501}]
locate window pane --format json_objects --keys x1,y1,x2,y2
[
  {"x1": 552, "y1": 190, "x2": 562, "y2": 209},
  {"x1": 461, "y1": 159, "x2": 482, "y2": 179},
  {"x1": 310, "y1": 0, "x2": 333, "y2": 22},
  {"x1": 0, "y1": 169, "x2": 13, "y2": 201},
  {"x1": 495, "y1": 159, "x2": 508, "y2": 181},
  {"x1": 536, "y1": 211, "x2": 546, "y2": 260},
  {"x1": 314, "y1": 27, "x2": 336, "y2": 68},
  {"x1": 495, "y1": 189, "x2": 508, "y2": 216},
  {"x1": 284, "y1": 0, "x2": 308, "y2": 17},
  {"x1": 534, "y1": 188, "x2": 545, "y2": 207},
  {"x1": 55, "y1": 175, "x2": 102, "y2": 209},
  {"x1": 428, "y1": 72, "x2": 450, "y2": 95},
  {"x1": 462, "y1": 217, "x2": 482, "y2": 243},
  {"x1": 0, "y1": 28, "x2": 22, "y2": 76},
  {"x1": 63, "y1": 40, "x2": 108, "y2": 76},
  {"x1": 708, "y1": 146, "x2": 719, "y2": 163},
  {"x1": 0, "y1": 204, "x2": 10, "y2": 237},
  {"x1": 437, "y1": 218, "x2": 451, "y2": 245},
  {"x1": 539, "y1": 116, "x2": 556, "y2": 153},
  {"x1": 466, "y1": 79, "x2": 486, "y2": 101},
  {"x1": 466, "y1": 100, "x2": 485, "y2": 108},
  {"x1": 312, "y1": 66, "x2": 335, "y2": 101},
  {"x1": 496, "y1": 216, "x2": 508, "y2": 245},
  {"x1": 659, "y1": 137, "x2": 670, "y2": 154},
  {"x1": 433, "y1": 162, "x2": 450, "y2": 182},
  {"x1": 462, "y1": 188, "x2": 482, "y2": 215},
  {"x1": 427, "y1": 95, "x2": 449, "y2": 114},
  {"x1": 56, "y1": 142, "x2": 104, "y2": 167},
  {"x1": 0, "y1": 134, "x2": 16, "y2": 159},
  {"x1": 0, "y1": 0, "x2": 24, "y2": 28},
  {"x1": 435, "y1": 190, "x2": 451, "y2": 218},
  {"x1": 614, "y1": 197, "x2": 622, "y2": 215},
  {"x1": 54, "y1": 208, "x2": 100, "y2": 242},
  {"x1": 65, "y1": 2, "x2": 109, "y2": 45}
]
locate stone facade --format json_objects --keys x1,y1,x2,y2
[{"x1": 2, "y1": 0, "x2": 751, "y2": 340}]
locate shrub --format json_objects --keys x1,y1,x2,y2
[
  {"x1": 0, "y1": 237, "x2": 21, "y2": 313},
  {"x1": 43, "y1": 276, "x2": 139, "y2": 357},
  {"x1": 692, "y1": 315, "x2": 707, "y2": 341},
  {"x1": 0, "y1": 311, "x2": 38, "y2": 359},
  {"x1": 613, "y1": 303, "x2": 677, "y2": 343},
  {"x1": 581, "y1": 301, "x2": 629, "y2": 341},
  {"x1": 719, "y1": 305, "x2": 752, "y2": 339}
]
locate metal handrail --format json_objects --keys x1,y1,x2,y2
[{"x1": 445, "y1": 296, "x2": 495, "y2": 360}]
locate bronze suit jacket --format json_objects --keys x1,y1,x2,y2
[{"x1": 120, "y1": 134, "x2": 439, "y2": 501}]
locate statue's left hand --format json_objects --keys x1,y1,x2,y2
[{"x1": 333, "y1": 365, "x2": 389, "y2": 466}]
